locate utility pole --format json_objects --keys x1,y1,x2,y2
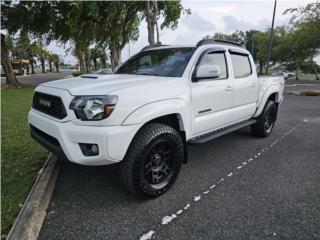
[{"x1": 266, "y1": 0, "x2": 277, "y2": 75}]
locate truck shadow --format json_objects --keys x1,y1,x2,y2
[
  {"x1": 41, "y1": 126, "x2": 271, "y2": 239},
  {"x1": 51, "y1": 127, "x2": 255, "y2": 204}
]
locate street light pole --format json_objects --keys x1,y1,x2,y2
[{"x1": 266, "y1": 0, "x2": 277, "y2": 75}]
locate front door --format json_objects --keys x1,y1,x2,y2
[{"x1": 191, "y1": 50, "x2": 233, "y2": 136}]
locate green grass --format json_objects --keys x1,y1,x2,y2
[
  {"x1": 298, "y1": 73, "x2": 320, "y2": 81},
  {"x1": 1, "y1": 87, "x2": 48, "y2": 235}
]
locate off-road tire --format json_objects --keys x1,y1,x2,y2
[
  {"x1": 251, "y1": 100, "x2": 277, "y2": 138},
  {"x1": 121, "y1": 123, "x2": 184, "y2": 197}
]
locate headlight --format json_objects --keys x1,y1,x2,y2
[{"x1": 69, "y1": 95, "x2": 118, "y2": 121}]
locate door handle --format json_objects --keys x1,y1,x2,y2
[
  {"x1": 225, "y1": 85, "x2": 232, "y2": 91},
  {"x1": 250, "y1": 82, "x2": 257, "y2": 87}
]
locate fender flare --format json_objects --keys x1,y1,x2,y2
[
  {"x1": 122, "y1": 99, "x2": 191, "y2": 139},
  {"x1": 254, "y1": 85, "x2": 280, "y2": 117}
]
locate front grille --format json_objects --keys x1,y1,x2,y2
[{"x1": 32, "y1": 92, "x2": 67, "y2": 119}]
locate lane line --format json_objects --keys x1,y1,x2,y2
[
  {"x1": 139, "y1": 127, "x2": 296, "y2": 239},
  {"x1": 176, "y1": 210, "x2": 183, "y2": 215},
  {"x1": 194, "y1": 195, "x2": 201, "y2": 202},
  {"x1": 139, "y1": 231, "x2": 155, "y2": 240}
]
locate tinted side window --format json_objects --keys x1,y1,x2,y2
[
  {"x1": 230, "y1": 53, "x2": 252, "y2": 78},
  {"x1": 198, "y1": 52, "x2": 228, "y2": 79}
]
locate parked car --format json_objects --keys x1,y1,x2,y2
[
  {"x1": 29, "y1": 39, "x2": 284, "y2": 197},
  {"x1": 272, "y1": 70, "x2": 295, "y2": 79}
]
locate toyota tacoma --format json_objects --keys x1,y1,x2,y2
[{"x1": 29, "y1": 39, "x2": 284, "y2": 197}]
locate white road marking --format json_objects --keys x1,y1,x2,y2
[
  {"x1": 162, "y1": 214, "x2": 177, "y2": 225},
  {"x1": 139, "y1": 127, "x2": 296, "y2": 240},
  {"x1": 194, "y1": 195, "x2": 201, "y2": 202},
  {"x1": 139, "y1": 231, "x2": 155, "y2": 240}
]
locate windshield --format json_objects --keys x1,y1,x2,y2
[{"x1": 115, "y1": 47, "x2": 194, "y2": 77}]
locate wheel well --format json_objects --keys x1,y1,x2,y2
[
  {"x1": 268, "y1": 93, "x2": 279, "y2": 108},
  {"x1": 147, "y1": 114, "x2": 188, "y2": 163},
  {"x1": 268, "y1": 92, "x2": 277, "y2": 102},
  {"x1": 148, "y1": 114, "x2": 184, "y2": 133}
]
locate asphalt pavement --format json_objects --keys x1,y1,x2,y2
[
  {"x1": 1, "y1": 71, "x2": 72, "y2": 87},
  {"x1": 38, "y1": 94, "x2": 320, "y2": 240}
]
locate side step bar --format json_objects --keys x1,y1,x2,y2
[{"x1": 189, "y1": 119, "x2": 256, "y2": 144}]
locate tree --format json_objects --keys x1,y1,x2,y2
[
  {"x1": 95, "y1": 1, "x2": 141, "y2": 70},
  {"x1": 91, "y1": 44, "x2": 108, "y2": 70},
  {"x1": 284, "y1": 1, "x2": 320, "y2": 79},
  {"x1": 205, "y1": 31, "x2": 246, "y2": 44},
  {"x1": 4, "y1": 35, "x2": 14, "y2": 58},
  {"x1": 252, "y1": 31, "x2": 269, "y2": 74},
  {"x1": 33, "y1": 42, "x2": 48, "y2": 73},
  {"x1": 47, "y1": 53, "x2": 53, "y2": 72},
  {"x1": 144, "y1": 1, "x2": 190, "y2": 46},
  {"x1": 1, "y1": 33, "x2": 19, "y2": 87},
  {"x1": 52, "y1": 54, "x2": 60, "y2": 72},
  {"x1": 1, "y1": 1, "x2": 58, "y2": 87},
  {"x1": 29, "y1": 43, "x2": 38, "y2": 74},
  {"x1": 90, "y1": 47, "x2": 100, "y2": 71}
]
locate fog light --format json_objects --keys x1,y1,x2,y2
[{"x1": 79, "y1": 143, "x2": 99, "y2": 156}]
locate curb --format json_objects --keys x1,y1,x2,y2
[{"x1": 6, "y1": 153, "x2": 61, "y2": 240}]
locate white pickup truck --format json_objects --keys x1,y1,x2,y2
[{"x1": 29, "y1": 39, "x2": 284, "y2": 197}]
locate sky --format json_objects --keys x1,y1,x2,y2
[{"x1": 47, "y1": 0, "x2": 319, "y2": 65}]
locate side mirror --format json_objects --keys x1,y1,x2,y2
[{"x1": 192, "y1": 64, "x2": 221, "y2": 82}]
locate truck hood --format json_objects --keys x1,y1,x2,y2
[{"x1": 41, "y1": 74, "x2": 173, "y2": 96}]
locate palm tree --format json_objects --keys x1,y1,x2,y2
[
  {"x1": 51, "y1": 54, "x2": 60, "y2": 72},
  {"x1": 34, "y1": 43, "x2": 48, "y2": 73},
  {"x1": 29, "y1": 43, "x2": 38, "y2": 74},
  {"x1": 47, "y1": 53, "x2": 55, "y2": 72}
]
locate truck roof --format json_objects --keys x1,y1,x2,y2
[
  {"x1": 142, "y1": 44, "x2": 249, "y2": 55},
  {"x1": 142, "y1": 39, "x2": 247, "y2": 53}
]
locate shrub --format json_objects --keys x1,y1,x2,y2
[{"x1": 72, "y1": 71, "x2": 82, "y2": 77}]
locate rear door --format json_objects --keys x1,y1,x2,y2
[
  {"x1": 190, "y1": 49, "x2": 233, "y2": 136},
  {"x1": 229, "y1": 50, "x2": 258, "y2": 122}
]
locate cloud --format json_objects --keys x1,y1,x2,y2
[
  {"x1": 182, "y1": 12, "x2": 216, "y2": 32},
  {"x1": 223, "y1": 15, "x2": 290, "y2": 33},
  {"x1": 223, "y1": 15, "x2": 257, "y2": 32}
]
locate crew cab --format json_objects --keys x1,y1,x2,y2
[{"x1": 29, "y1": 39, "x2": 284, "y2": 197}]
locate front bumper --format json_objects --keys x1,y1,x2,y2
[{"x1": 28, "y1": 109, "x2": 142, "y2": 166}]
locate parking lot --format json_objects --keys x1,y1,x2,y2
[{"x1": 38, "y1": 94, "x2": 319, "y2": 240}]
